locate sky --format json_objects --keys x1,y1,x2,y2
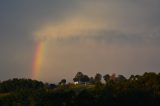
[{"x1": 0, "y1": 0, "x2": 160, "y2": 82}]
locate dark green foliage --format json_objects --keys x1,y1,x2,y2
[
  {"x1": 49, "y1": 83, "x2": 57, "y2": 89},
  {"x1": 73, "y1": 72, "x2": 84, "y2": 82},
  {"x1": 59, "y1": 79, "x2": 67, "y2": 85},
  {"x1": 0, "y1": 78, "x2": 44, "y2": 93},
  {"x1": 0, "y1": 72, "x2": 160, "y2": 106},
  {"x1": 94, "y1": 73, "x2": 102, "y2": 83},
  {"x1": 74, "y1": 90, "x2": 96, "y2": 106},
  {"x1": 73, "y1": 72, "x2": 90, "y2": 83},
  {"x1": 103, "y1": 74, "x2": 110, "y2": 82}
]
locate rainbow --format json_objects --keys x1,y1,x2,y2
[{"x1": 32, "y1": 41, "x2": 47, "y2": 79}]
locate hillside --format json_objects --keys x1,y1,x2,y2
[{"x1": 0, "y1": 72, "x2": 160, "y2": 106}]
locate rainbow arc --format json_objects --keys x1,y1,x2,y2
[{"x1": 32, "y1": 41, "x2": 47, "y2": 79}]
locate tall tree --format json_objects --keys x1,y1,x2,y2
[
  {"x1": 117, "y1": 75, "x2": 126, "y2": 81},
  {"x1": 103, "y1": 74, "x2": 110, "y2": 83},
  {"x1": 73, "y1": 72, "x2": 84, "y2": 82},
  {"x1": 129, "y1": 75, "x2": 136, "y2": 81},
  {"x1": 95, "y1": 73, "x2": 102, "y2": 83},
  {"x1": 81, "y1": 75, "x2": 90, "y2": 83},
  {"x1": 59, "y1": 79, "x2": 66, "y2": 85},
  {"x1": 73, "y1": 72, "x2": 90, "y2": 83}
]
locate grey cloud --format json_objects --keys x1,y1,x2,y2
[{"x1": 52, "y1": 30, "x2": 160, "y2": 46}]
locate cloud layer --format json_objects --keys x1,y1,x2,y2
[
  {"x1": 33, "y1": 17, "x2": 108, "y2": 41},
  {"x1": 33, "y1": 0, "x2": 160, "y2": 46}
]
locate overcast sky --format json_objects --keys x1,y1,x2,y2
[{"x1": 0, "y1": 0, "x2": 160, "y2": 82}]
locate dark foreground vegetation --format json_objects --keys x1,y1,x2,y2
[{"x1": 0, "y1": 72, "x2": 160, "y2": 106}]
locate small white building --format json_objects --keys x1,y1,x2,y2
[{"x1": 74, "y1": 81, "x2": 79, "y2": 85}]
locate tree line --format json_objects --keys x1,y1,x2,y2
[
  {"x1": 0, "y1": 72, "x2": 160, "y2": 106},
  {"x1": 72, "y1": 72, "x2": 127, "y2": 84}
]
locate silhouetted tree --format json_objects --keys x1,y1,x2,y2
[
  {"x1": 73, "y1": 72, "x2": 84, "y2": 82},
  {"x1": 103, "y1": 74, "x2": 110, "y2": 83},
  {"x1": 73, "y1": 72, "x2": 89, "y2": 83},
  {"x1": 60, "y1": 79, "x2": 66, "y2": 85},
  {"x1": 49, "y1": 84, "x2": 56, "y2": 89},
  {"x1": 117, "y1": 75, "x2": 126, "y2": 81},
  {"x1": 95, "y1": 73, "x2": 102, "y2": 83},
  {"x1": 0, "y1": 73, "x2": 160, "y2": 105},
  {"x1": 81, "y1": 75, "x2": 90, "y2": 83},
  {"x1": 129, "y1": 75, "x2": 136, "y2": 81}
]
